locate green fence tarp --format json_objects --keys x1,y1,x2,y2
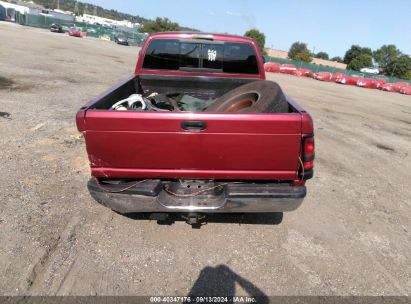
[
  {"x1": 0, "y1": 5, "x2": 6, "y2": 21},
  {"x1": 264, "y1": 56, "x2": 410, "y2": 84},
  {"x1": 15, "y1": 13, "x2": 146, "y2": 46}
]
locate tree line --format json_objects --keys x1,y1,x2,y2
[
  {"x1": 287, "y1": 42, "x2": 411, "y2": 80},
  {"x1": 244, "y1": 28, "x2": 410, "y2": 80}
]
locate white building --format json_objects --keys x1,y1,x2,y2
[
  {"x1": 0, "y1": 0, "x2": 29, "y2": 21},
  {"x1": 0, "y1": 0, "x2": 74, "y2": 22},
  {"x1": 75, "y1": 13, "x2": 140, "y2": 30},
  {"x1": 38, "y1": 8, "x2": 74, "y2": 21}
]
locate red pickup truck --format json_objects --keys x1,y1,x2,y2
[{"x1": 76, "y1": 32, "x2": 314, "y2": 223}]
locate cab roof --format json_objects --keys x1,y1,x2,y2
[{"x1": 148, "y1": 32, "x2": 256, "y2": 44}]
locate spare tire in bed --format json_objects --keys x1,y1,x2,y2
[{"x1": 205, "y1": 80, "x2": 288, "y2": 113}]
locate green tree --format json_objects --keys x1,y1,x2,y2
[
  {"x1": 244, "y1": 29, "x2": 266, "y2": 54},
  {"x1": 372, "y1": 45, "x2": 411, "y2": 78},
  {"x1": 343, "y1": 45, "x2": 372, "y2": 65},
  {"x1": 140, "y1": 17, "x2": 180, "y2": 34},
  {"x1": 385, "y1": 54, "x2": 411, "y2": 79},
  {"x1": 347, "y1": 53, "x2": 373, "y2": 71},
  {"x1": 373, "y1": 45, "x2": 401, "y2": 69},
  {"x1": 315, "y1": 51, "x2": 329, "y2": 60},
  {"x1": 331, "y1": 56, "x2": 343, "y2": 63},
  {"x1": 294, "y1": 52, "x2": 313, "y2": 62},
  {"x1": 288, "y1": 42, "x2": 312, "y2": 62}
]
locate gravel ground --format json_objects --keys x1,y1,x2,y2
[{"x1": 0, "y1": 22, "x2": 410, "y2": 297}]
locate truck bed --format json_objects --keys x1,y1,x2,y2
[{"x1": 87, "y1": 74, "x2": 297, "y2": 111}]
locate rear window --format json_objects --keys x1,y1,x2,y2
[
  {"x1": 180, "y1": 42, "x2": 201, "y2": 68},
  {"x1": 223, "y1": 43, "x2": 259, "y2": 74},
  {"x1": 142, "y1": 39, "x2": 259, "y2": 74}
]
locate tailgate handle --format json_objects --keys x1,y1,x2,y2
[{"x1": 181, "y1": 120, "x2": 207, "y2": 132}]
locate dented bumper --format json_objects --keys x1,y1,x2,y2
[{"x1": 87, "y1": 179, "x2": 306, "y2": 214}]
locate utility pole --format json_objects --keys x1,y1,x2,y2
[{"x1": 57, "y1": 0, "x2": 60, "y2": 10}]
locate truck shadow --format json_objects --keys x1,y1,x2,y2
[
  {"x1": 123, "y1": 212, "x2": 283, "y2": 227},
  {"x1": 188, "y1": 264, "x2": 269, "y2": 303}
]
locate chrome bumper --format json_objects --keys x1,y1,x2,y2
[{"x1": 88, "y1": 179, "x2": 306, "y2": 214}]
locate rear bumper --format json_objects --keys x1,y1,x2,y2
[{"x1": 87, "y1": 179, "x2": 306, "y2": 213}]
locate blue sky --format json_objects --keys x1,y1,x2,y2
[{"x1": 85, "y1": 0, "x2": 411, "y2": 57}]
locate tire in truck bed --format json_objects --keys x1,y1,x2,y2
[{"x1": 205, "y1": 80, "x2": 289, "y2": 113}]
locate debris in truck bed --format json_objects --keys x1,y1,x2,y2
[
  {"x1": 175, "y1": 94, "x2": 214, "y2": 112},
  {"x1": 111, "y1": 92, "x2": 215, "y2": 112},
  {"x1": 110, "y1": 94, "x2": 147, "y2": 111},
  {"x1": 109, "y1": 81, "x2": 290, "y2": 113}
]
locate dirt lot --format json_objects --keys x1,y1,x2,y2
[{"x1": 0, "y1": 22, "x2": 410, "y2": 297}]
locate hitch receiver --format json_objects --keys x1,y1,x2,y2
[{"x1": 182, "y1": 213, "x2": 206, "y2": 225}]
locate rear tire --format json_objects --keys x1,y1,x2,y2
[{"x1": 205, "y1": 80, "x2": 288, "y2": 113}]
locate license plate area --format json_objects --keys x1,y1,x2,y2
[{"x1": 157, "y1": 180, "x2": 227, "y2": 210}]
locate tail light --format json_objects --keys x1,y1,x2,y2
[
  {"x1": 301, "y1": 136, "x2": 315, "y2": 177},
  {"x1": 303, "y1": 137, "x2": 315, "y2": 162}
]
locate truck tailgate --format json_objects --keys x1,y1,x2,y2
[{"x1": 81, "y1": 111, "x2": 302, "y2": 180}]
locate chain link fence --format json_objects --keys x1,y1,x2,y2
[
  {"x1": 15, "y1": 12, "x2": 147, "y2": 46},
  {"x1": 264, "y1": 56, "x2": 410, "y2": 84}
]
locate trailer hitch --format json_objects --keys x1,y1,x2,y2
[{"x1": 182, "y1": 213, "x2": 206, "y2": 227}]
